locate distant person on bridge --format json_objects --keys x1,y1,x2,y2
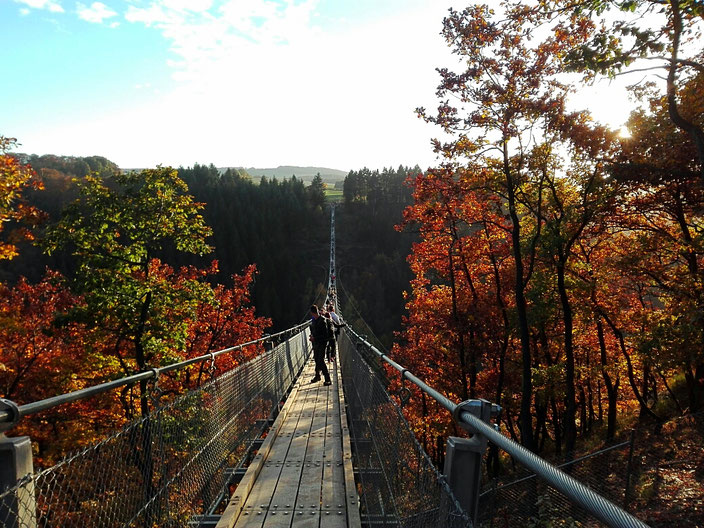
[
  {"x1": 325, "y1": 304, "x2": 345, "y2": 362},
  {"x1": 309, "y1": 304, "x2": 332, "y2": 386}
]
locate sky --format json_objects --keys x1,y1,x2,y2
[{"x1": 2, "y1": 0, "x2": 637, "y2": 172}]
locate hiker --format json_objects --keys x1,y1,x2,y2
[
  {"x1": 325, "y1": 304, "x2": 345, "y2": 362},
  {"x1": 309, "y1": 304, "x2": 332, "y2": 386}
]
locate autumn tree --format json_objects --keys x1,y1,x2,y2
[
  {"x1": 0, "y1": 136, "x2": 44, "y2": 261},
  {"x1": 0, "y1": 272, "x2": 129, "y2": 465},
  {"x1": 609, "y1": 77, "x2": 704, "y2": 412},
  {"x1": 539, "y1": 0, "x2": 704, "y2": 178},
  {"x1": 43, "y1": 167, "x2": 214, "y2": 418},
  {"x1": 183, "y1": 264, "x2": 271, "y2": 386},
  {"x1": 417, "y1": 3, "x2": 578, "y2": 451},
  {"x1": 393, "y1": 165, "x2": 514, "y2": 460}
]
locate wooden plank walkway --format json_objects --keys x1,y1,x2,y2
[{"x1": 215, "y1": 355, "x2": 361, "y2": 528}]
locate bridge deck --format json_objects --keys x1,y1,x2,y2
[{"x1": 216, "y1": 355, "x2": 361, "y2": 528}]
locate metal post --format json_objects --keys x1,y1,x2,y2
[
  {"x1": 443, "y1": 399, "x2": 500, "y2": 523},
  {"x1": 624, "y1": 429, "x2": 636, "y2": 509},
  {"x1": 0, "y1": 434, "x2": 37, "y2": 528}
]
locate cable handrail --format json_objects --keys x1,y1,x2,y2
[
  {"x1": 346, "y1": 326, "x2": 651, "y2": 528},
  {"x1": 0, "y1": 321, "x2": 310, "y2": 426}
]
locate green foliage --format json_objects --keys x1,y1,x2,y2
[
  {"x1": 176, "y1": 163, "x2": 328, "y2": 330},
  {"x1": 17, "y1": 152, "x2": 119, "y2": 179},
  {"x1": 337, "y1": 165, "x2": 419, "y2": 349},
  {"x1": 43, "y1": 167, "x2": 214, "y2": 368},
  {"x1": 307, "y1": 173, "x2": 327, "y2": 211},
  {"x1": 527, "y1": 494, "x2": 580, "y2": 528},
  {"x1": 45, "y1": 168, "x2": 212, "y2": 264}
]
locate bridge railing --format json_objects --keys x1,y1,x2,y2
[
  {"x1": 0, "y1": 324, "x2": 311, "y2": 528},
  {"x1": 337, "y1": 329, "x2": 472, "y2": 528},
  {"x1": 343, "y1": 328, "x2": 651, "y2": 528}
]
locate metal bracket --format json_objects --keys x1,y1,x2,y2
[
  {"x1": 397, "y1": 387, "x2": 411, "y2": 407},
  {"x1": 0, "y1": 399, "x2": 21, "y2": 433},
  {"x1": 398, "y1": 369, "x2": 411, "y2": 407},
  {"x1": 207, "y1": 353, "x2": 217, "y2": 376},
  {"x1": 444, "y1": 399, "x2": 500, "y2": 524},
  {"x1": 147, "y1": 368, "x2": 163, "y2": 404},
  {"x1": 452, "y1": 399, "x2": 501, "y2": 434}
]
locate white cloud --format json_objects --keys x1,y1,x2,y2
[
  {"x1": 76, "y1": 2, "x2": 117, "y2": 23},
  {"x1": 19, "y1": 7, "x2": 31, "y2": 15},
  {"x1": 13, "y1": 0, "x2": 64, "y2": 13},
  {"x1": 125, "y1": 3, "x2": 182, "y2": 27},
  {"x1": 103, "y1": 1, "x2": 460, "y2": 169},
  {"x1": 161, "y1": 0, "x2": 212, "y2": 12}
]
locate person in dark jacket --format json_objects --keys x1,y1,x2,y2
[{"x1": 309, "y1": 305, "x2": 332, "y2": 385}]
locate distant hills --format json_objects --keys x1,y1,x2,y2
[{"x1": 21, "y1": 154, "x2": 349, "y2": 188}]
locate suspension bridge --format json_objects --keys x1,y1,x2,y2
[{"x1": 0, "y1": 206, "x2": 653, "y2": 528}]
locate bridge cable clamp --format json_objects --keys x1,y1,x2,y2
[
  {"x1": 147, "y1": 368, "x2": 163, "y2": 405},
  {"x1": 398, "y1": 369, "x2": 411, "y2": 407},
  {"x1": 207, "y1": 353, "x2": 217, "y2": 377},
  {"x1": 0, "y1": 398, "x2": 21, "y2": 433},
  {"x1": 451, "y1": 399, "x2": 502, "y2": 436}
]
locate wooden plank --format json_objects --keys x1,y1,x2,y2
[
  {"x1": 232, "y1": 388, "x2": 306, "y2": 528},
  {"x1": 290, "y1": 510, "x2": 320, "y2": 528},
  {"x1": 236, "y1": 363, "x2": 319, "y2": 528},
  {"x1": 292, "y1": 379, "x2": 328, "y2": 515},
  {"x1": 319, "y1": 361, "x2": 346, "y2": 528},
  {"x1": 217, "y1": 359, "x2": 314, "y2": 528},
  {"x1": 290, "y1": 383, "x2": 329, "y2": 527},
  {"x1": 218, "y1": 354, "x2": 362, "y2": 528},
  {"x1": 261, "y1": 379, "x2": 319, "y2": 528}
]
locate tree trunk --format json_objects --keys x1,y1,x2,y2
[
  {"x1": 448, "y1": 245, "x2": 470, "y2": 401},
  {"x1": 550, "y1": 396, "x2": 562, "y2": 456},
  {"x1": 504, "y1": 144, "x2": 535, "y2": 452},
  {"x1": 601, "y1": 311, "x2": 661, "y2": 422},
  {"x1": 659, "y1": 371, "x2": 684, "y2": 415},
  {"x1": 667, "y1": 0, "x2": 704, "y2": 181},
  {"x1": 556, "y1": 259, "x2": 577, "y2": 456},
  {"x1": 596, "y1": 315, "x2": 619, "y2": 441}
]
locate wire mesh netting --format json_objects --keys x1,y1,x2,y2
[
  {"x1": 478, "y1": 440, "x2": 635, "y2": 527},
  {"x1": 338, "y1": 330, "x2": 472, "y2": 528},
  {"x1": 0, "y1": 330, "x2": 310, "y2": 528}
]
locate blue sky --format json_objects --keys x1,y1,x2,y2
[{"x1": 2, "y1": 0, "x2": 635, "y2": 171}]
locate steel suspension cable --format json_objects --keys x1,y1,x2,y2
[
  {"x1": 346, "y1": 326, "x2": 651, "y2": 528},
  {"x1": 0, "y1": 322, "x2": 310, "y2": 427},
  {"x1": 336, "y1": 276, "x2": 388, "y2": 352}
]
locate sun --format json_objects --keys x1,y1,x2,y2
[{"x1": 618, "y1": 126, "x2": 632, "y2": 139}]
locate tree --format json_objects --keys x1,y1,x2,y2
[
  {"x1": 307, "y1": 172, "x2": 327, "y2": 211},
  {"x1": 183, "y1": 264, "x2": 271, "y2": 386},
  {"x1": 0, "y1": 137, "x2": 44, "y2": 261},
  {"x1": 539, "y1": 0, "x2": 704, "y2": 178},
  {"x1": 609, "y1": 81, "x2": 704, "y2": 411},
  {"x1": 43, "y1": 167, "x2": 214, "y2": 417},
  {"x1": 417, "y1": 3, "x2": 576, "y2": 451}
]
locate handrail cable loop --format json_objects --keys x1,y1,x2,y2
[
  {"x1": 398, "y1": 368, "x2": 411, "y2": 407},
  {"x1": 206, "y1": 352, "x2": 217, "y2": 377},
  {"x1": 147, "y1": 367, "x2": 163, "y2": 405}
]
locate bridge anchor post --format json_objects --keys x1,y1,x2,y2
[
  {"x1": 0, "y1": 399, "x2": 37, "y2": 528},
  {"x1": 443, "y1": 399, "x2": 500, "y2": 524}
]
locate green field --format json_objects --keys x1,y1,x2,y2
[{"x1": 325, "y1": 189, "x2": 344, "y2": 202}]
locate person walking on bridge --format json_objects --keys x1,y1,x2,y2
[
  {"x1": 325, "y1": 304, "x2": 345, "y2": 362},
  {"x1": 309, "y1": 304, "x2": 332, "y2": 386}
]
